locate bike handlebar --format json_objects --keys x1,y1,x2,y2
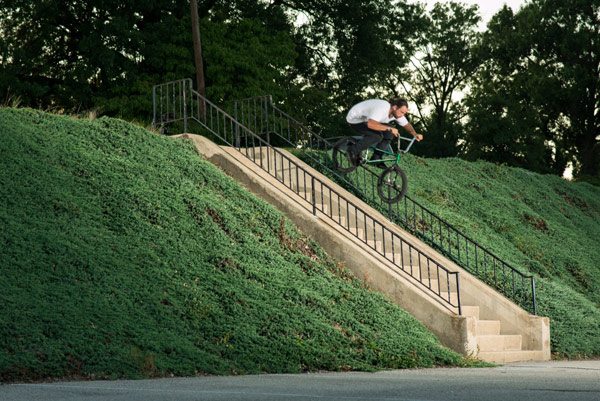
[{"x1": 398, "y1": 136, "x2": 417, "y2": 153}]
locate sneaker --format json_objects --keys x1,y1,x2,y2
[{"x1": 373, "y1": 161, "x2": 387, "y2": 169}]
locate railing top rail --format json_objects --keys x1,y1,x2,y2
[
  {"x1": 153, "y1": 78, "x2": 192, "y2": 89},
  {"x1": 236, "y1": 96, "x2": 332, "y2": 144},
  {"x1": 270, "y1": 103, "x2": 328, "y2": 136}
]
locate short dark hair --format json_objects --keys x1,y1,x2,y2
[{"x1": 389, "y1": 98, "x2": 408, "y2": 108}]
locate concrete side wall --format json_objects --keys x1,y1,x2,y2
[
  {"x1": 177, "y1": 134, "x2": 549, "y2": 359},
  {"x1": 178, "y1": 134, "x2": 477, "y2": 355},
  {"x1": 276, "y1": 147, "x2": 549, "y2": 354},
  {"x1": 457, "y1": 271, "x2": 550, "y2": 353}
]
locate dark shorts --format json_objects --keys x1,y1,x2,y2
[{"x1": 348, "y1": 122, "x2": 393, "y2": 154}]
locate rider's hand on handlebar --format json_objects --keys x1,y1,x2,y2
[{"x1": 415, "y1": 134, "x2": 424, "y2": 141}]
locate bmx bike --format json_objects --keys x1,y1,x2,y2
[{"x1": 331, "y1": 135, "x2": 417, "y2": 204}]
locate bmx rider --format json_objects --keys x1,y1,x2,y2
[{"x1": 345, "y1": 98, "x2": 423, "y2": 167}]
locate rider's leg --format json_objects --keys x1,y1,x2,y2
[
  {"x1": 371, "y1": 130, "x2": 394, "y2": 161},
  {"x1": 348, "y1": 123, "x2": 384, "y2": 162}
]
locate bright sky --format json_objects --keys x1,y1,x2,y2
[{"x1": 422, "y1": 0, "x2": 527, "y2": 28}]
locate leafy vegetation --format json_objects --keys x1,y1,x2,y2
[
  {"x1": 296, "y1": 148, "x2": 600, "y2": 358},
  {"x1": 0, "y1": 108, "x2": 476, "y2": 382},
  {"x1": 464, "y1": 1, "x2": 599, "y2": 178}
]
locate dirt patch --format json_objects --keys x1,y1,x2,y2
[
  {"x1": 206, "y1": 208, "x2": 233, "y2": 236},
  {"x1": 556, "y1": 189, "x2": 589, "y2": 211},
  {"x1": 278, "y1": 217, "x2": 319, "y2": 261},
  {"x1": 523, "y1": 213, "x2": 548, "y2": 231}
]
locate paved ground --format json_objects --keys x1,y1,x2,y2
[{"x1": 1, "y1": 361, "x2": 599, "y2": 401}]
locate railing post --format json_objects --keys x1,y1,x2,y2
[
  {"x1": 531, "y1": 277, "x2": 537, "y2": 315},
  {"x1": 311, "y1": 176, "x2": 316, "y2": 215},
  {"x1": 152, "y1": 86, "x2": 157, "y2": 129},
  {"x1": 455, "y1": 272, "x2": 462, "y2": 316},
  {"x1": 182, "y1": 81, "x2": 188, "y2": 133},
  {"x1": 234, "y1": 101, "x2": 240, "y2": 148}
]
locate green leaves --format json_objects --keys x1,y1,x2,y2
[
  {"x1": 397, "y1": 2, "x2": 482, "y2": 158},
  {"x1": 464, "y1": 0, "x2": 599, "y2": 178},
  {"x1": 201, "y1": 16, "x2": 297, "y2": 103}
]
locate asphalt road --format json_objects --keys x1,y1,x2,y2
[{"x1": 1, "y1": 361, "x2": 599, "y2": 401}]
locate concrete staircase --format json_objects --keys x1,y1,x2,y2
[{"x1": 180, "y1": 135, "x2": 550, "y2": 364}]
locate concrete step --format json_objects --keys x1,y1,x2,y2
[
  {"x1": 365, "y1": 238, "x2": 384, "y2": 252},
  {"x1": 320, "y1": 212, "x2": 432, "y2": 274},
  {"x1": 476, "y1": 320, "x2": 501, "y2": 335},
  {"x1": 319, "y1": 205, "x2": 367, "y2": 223},
  {"x1": 262, "y1": 160, "x2": 308, "y2": 187},
  {"x1": 462, "y1": 306, "x2": 480, "y2": 319},
  {"x1": 324, "y1": 213, "x2": 362, "y2": 229},
  {"x1": 382, "y1": 255, "x2": 456, "y2": 289},
  {"x1": 439, "y1": 291, "x2": 459, "y2": 305},
  {"x1": 478, "y1": 335, "x2": 522, "y2": 352},
  {"x1": 477, "y1": 350, "x2": 546, "y2": 364}
]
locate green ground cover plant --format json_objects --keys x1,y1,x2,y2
[
  {"x1": 0, "y1": 108, "x2": 475, "y2": 382},
  {"x1": 296, "y1": 149, "x2": 600, "y2": 358}
]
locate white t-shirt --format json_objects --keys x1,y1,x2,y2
[{"x1": 346, "y1": 99, "x2": 408, "y2": 126}]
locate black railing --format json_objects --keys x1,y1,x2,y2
[
  {"x1": 152, "y1": 79, "x2": 192, "y2": 133},
  {"x1": 152, "y1": 79, "x2": 462, "y2": 315},
  {"x1": 232, "y1": 95, "x2": 537, "y2": 315}
]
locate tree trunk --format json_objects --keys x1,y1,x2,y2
[
  {"x1": 190, "y1": 0, "x2": 206, "y2": 118},
  {"x1": 577, "y1": 132, "x2": 600, "y2": 177}
]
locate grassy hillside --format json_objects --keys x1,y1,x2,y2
[
  {"x1": 297, "y1": 149, "x2": 600, "y2": 358},
  {"x1": 0, "y1": 108, "x2": 473, "y2": 382}
]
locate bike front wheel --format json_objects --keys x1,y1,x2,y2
[
  {"x1": 377, "y1": 165, "x2": 408, "y2": 204},
  {"x1": 332, "y1": 137, "x2": 358, "y2": 173}
]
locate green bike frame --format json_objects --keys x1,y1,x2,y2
[{"x1": 360, "y1": 135, "x2": 417, "y2": 166}]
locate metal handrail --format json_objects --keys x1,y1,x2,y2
[
  {"x1": 152, "y1": 79, "x2": 463, "y2": 315},
  {"x1": 152, "y1": 79, "x2": 191, "y2": 133},
  {"x1": 232, "y1": 95, "x2": 537, "y2": 315}
]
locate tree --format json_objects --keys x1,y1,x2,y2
[
  {"x1": 392, "y1": 2, "x2": 482, "y2": 157},
  {"x1": 462, "y1": 6, "x2": 557, "y2": 173},
  {"x1": 264, "y1": 0, "x2": 426, "y2": 138},
  {"x1": 526, "y1": 0, "x2": 600, "y2": 179},
  {"x1": 0, "y1": 0, "x2": 300, "y2": 120},
  {"x1": 464, "y1": 1, "x2": 599, "y2": 178},
  {"x1": 0, "y1": 0, "x2": 195, "y2": 118},
  {"x1": 190, "y1": 0, "x2": 206, "y2": 99}
]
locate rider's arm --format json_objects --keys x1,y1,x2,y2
[
  {"x1": 366, "y1": 119, "x2": 400, "y2": 136},
  {"x1": 402, "y1": 123, "x2": 423, "y2": 141}
]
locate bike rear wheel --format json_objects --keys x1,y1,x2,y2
[
  {"x1": 332, "y1": 137, "x2": 359, "y2": 173},
  {"x1": 377, "y1": 165, "x2": 408, "y2": 204}
]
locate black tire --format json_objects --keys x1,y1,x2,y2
[
  {"x1": 332, "y1": 137, "x2": 358, "y2": 173},
  {"x1": 377, "y1": 165, "x2": 408, "y2": 204}
]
